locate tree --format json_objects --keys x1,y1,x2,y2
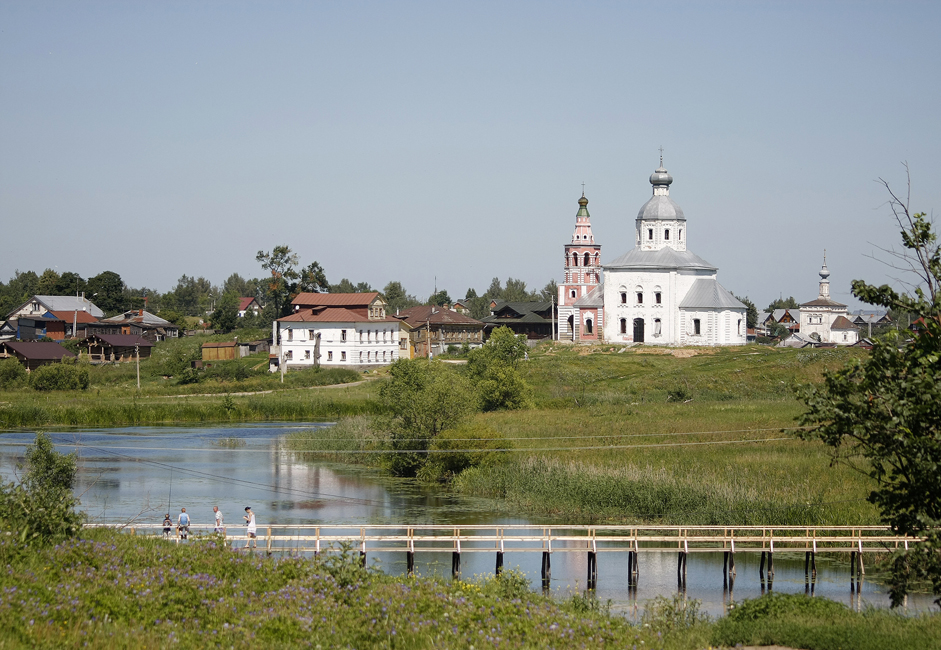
[
  {"x1": 502, "y1": 277, "x2": 531, "y2": 302},
  {"x1": 86, "y1": 271, "x2": 126, "y2": 315},
  {"x1": 796, "y1": 169, "x2": 941, "y2": 606},
  {"x1": 256, "y1": 245, "x2": 300, "y2": 317},
  {"x1": 379, "y1": 359, "x2": 477, "y2": 477},
  {"x1": 383, "y1": 281, "x2": 419, "y2": 314},
  {"x1": 223, "y1": 273, "x2": 252, "y2": 298},
  {"x1": 329, "y1": 278, "x2": 356, "y2": 293},
  {"x1": 541, "y1": 280, "x2": 559, "y2": 302},
  {"x1": 210, "y1": 293, "x2": 240, "y2": 333},
  {"x1": 766, "y1": 296, "x2": 800, "y2": 312},
  {"x1": 36, "y1": 269, "x2": 61, "y2": 295},
  {"x1": 296, "y1": 262, "x2": 329, "y2": 294},
  {"x1": 466, "y1": 326, "x2": 532, "y2": 411},
  {"x1": 427, "y1": 289, "x2": 452, "y2": 306},
  {"x1": 736, "y1": 295, "x2": 759, "y2": 329}
]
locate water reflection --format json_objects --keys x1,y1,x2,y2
[{"x1": 0, "y1": 423, "x2": 935, "y2": 617}]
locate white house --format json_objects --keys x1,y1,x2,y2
[
  {"x1": 599, "y1": 162, "x2": 747, "y2": 346},
  {"x1": 277, "y1": 292, "x2": 404, "y2": 368}
]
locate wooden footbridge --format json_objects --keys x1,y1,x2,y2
[{"x1": 89, "y1": 524, "x2": 920, "y2": 589}]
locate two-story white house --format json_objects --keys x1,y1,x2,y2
[{"x1": 277, "y1": 292, "x2": 406, "y2": 368}]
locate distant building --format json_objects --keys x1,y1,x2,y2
[
  {"x1": 483, "y1": 300, "x2": 555, "y2": 340},
  {"x1": 81, "y1": 334, "x2": 154, "y2": 363},
  {"x1": 97, "y1": 310, "x2": 179, "y2": 342},
  {"x1": 799, "y1": 255, "x2": 859, "y2": 346},
  {"x1": 277, "y1": 292, "x2": 403, "y2": 368},
  {"x1": 238, "y1": 298, "x2": 262, "y2": 318},
  {"x1": 395, "y1": 305, "x2": 485, "y2": 357},
  {"x1": 4, "y1": 294, "x2": 104, "y2": 322},
  {"x1": 557, "y1": 194, "x2": 602, "y2": 342}
]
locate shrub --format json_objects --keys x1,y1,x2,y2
[
  {"x1": 29, "y1": 361, "x2": 89, "y2": 391},
  {"x1": 0, "y1": 357, "x2": 27, "y2": 388},
  {"x1": 418, "y1": 423, "x2": 511, "y2": 482}
]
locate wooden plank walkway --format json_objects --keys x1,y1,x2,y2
[{"x1": 87, "y1": 523, "x2": 919, "y2": 588}]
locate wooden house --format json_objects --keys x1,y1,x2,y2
[
  {"x1": 81, "y1": 335, "x2": 153, "y2": 363},
  {"x1": 0, "y1": 341, "x2": 76, "y2": 371}
]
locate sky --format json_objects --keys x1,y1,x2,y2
[{"x1": 2, "y1": 1, "x2": 939, "y2": 311}]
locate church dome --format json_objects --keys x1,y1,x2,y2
[{"x1": 636, "y1": 164, "x2": 685, "y2": 221}]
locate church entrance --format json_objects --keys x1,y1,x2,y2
[
  {"x1": 567, "y1": 315, "x2": 575, "y2": 341},
  {"x1": 633, "y1": 318, "x2": 645, "y2": 343}
]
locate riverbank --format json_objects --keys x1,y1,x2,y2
[{"x1": 0, "y1": 528, "x2": 937, "y2": 650}]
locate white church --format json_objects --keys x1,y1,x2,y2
[{"x1": 558, "y1": 161, "x2": 747, "y2": 346}]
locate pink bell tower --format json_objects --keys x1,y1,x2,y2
[{"x1": 558, "y1": 192, "x2": 602, "y2": 340}]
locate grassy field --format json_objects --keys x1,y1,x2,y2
[
  {"x1": 0, "y1": 528, "x2": 937, "y2": 650},
  {"x1": 288, "y1": 343, "x2": 881, "y2": 526}
]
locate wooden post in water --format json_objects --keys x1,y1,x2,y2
[
  {"x1": 451, "y1": 552, "x2": 461, "y2": 579},
  {"x1": 768, "y1": 539, "x2": 775, "y2": 577},
  {"x1": 759, "y1": 551, "x2": 766, "y2": 579}
]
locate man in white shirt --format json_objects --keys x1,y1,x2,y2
[
  {"x1": 243, "y1": 506, "x2": 257, "y2": 549},
  {"x1": 213, "y1": 506, "x2": 224, "y2": 534}
]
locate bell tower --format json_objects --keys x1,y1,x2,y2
[{"x1": 558, "y1": 192, "x2": 602, "y2": 339}]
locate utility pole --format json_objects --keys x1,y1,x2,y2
[{"x1": 135, "y1": 341, "x2": 140, "y2": 390}]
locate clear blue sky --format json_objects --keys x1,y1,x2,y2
[{"x1": 2, "y1": 1, "x2": 939, "y2": 311}]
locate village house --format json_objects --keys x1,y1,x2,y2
[
  {"x1": 5, "y1": 295, "x2": 104, "y2": 340},
  {"x1": 0, "y1": 341, "x2": 75, "y2": 371},
  {"x1": 483, "y1": 301, "x2": 555, "y2": 340},
  {"x1": 276, "y1": 292, "x2": 404, "y2": 369},
  {"x1": 394, "y1": 305, "x2": 485, "y2": 358},
  {"x1": 81, "y1": 334, "x2": 154, "y2": 363},
  {"x1": 238, "y1": 297, "x2": 262, "y2": 318},
  {"x1": 96, "y1": 309, "x2": 179, "y2": 342}
]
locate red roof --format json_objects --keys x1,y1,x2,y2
[
  {"x1": 280, "y1": 307, "x2": 400, "y2": 324},
  {"x1": 49, "y1": 310, "x2": 99, "y2": 323},
  {"x1": 291, "y1": 292, "x2": 380, "y2": 308},
  {"x1": 1, "y1": 341, "x2": 76, "y2": 360},
  {"x1": 238, "y1": 297, "x2": 258, "y2": 311},
  {"x1": 830, "y1": 316, "x2": 858, "y2": 330},
  {"x1": 395, "y1": 306, "x2": 485, "y2": 328}
]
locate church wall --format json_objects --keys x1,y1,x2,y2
[{"x1": 678, "y1": 308, "x2": 747, "y2": 346}]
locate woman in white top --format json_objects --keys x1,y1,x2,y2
[{"x1": 243, "y1": 506, "x2": 257, "y2": 549}]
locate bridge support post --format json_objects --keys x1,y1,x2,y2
[
  {"x1": 587, "y1": 552, "x2": 597, "y2": 590},
  {"x1": 759, "y1": 551, "x2": 766, "y2": 579},
  {"x1": 406, "y1": 551, "x2": 415, "y2": 576},
  {"x1": 495, "y1": 551, "x2": 504, "y2": 576},
  {"x1": 540, "y1": 551, "x2": 551, "y2": 582},
  {"x1": 451, "y1": 552, "x2": 461, "y2": 579}
]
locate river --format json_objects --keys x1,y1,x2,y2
[{"x1": 0, "y1": 423, "x2": 935, "y2": 618}]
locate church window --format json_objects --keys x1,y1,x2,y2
[
  {"x1": 572, "y1": 253, "x2": 578, "y2": 266},
  {"x1": 664, "y1": 229, "x2": 670, "y2": 240},
  {"x1": 571, "y1": 290, "x2": 576, "y2": 298},
  {"x1": 636, "y1": 292, "x2": 643, "y2": 304},
  {"x1": 620, "y1": 292, "x2": 627, "y2": 304},
  {"x1": 655, "y1": 292, "x2": 661, "y2": 304},
  {"x1": 738, "y1": 319, "x2": 742, "y2": 336},
  {"x1": 679, "y1": 229, "x2": 683, "y2": 241},
  {"x1": 341, "y1": 329, "x2": 347, "y2": 342},
  {"x1": 648, "y1": 229, "x2": 653, "y2": 241},
  {"x1": 693, "y1": 319, "x2": 701, "y2": 335},
  {"x1": 585, "y1": 318, "x2": 593, "y2": 334},
  {"x1": 341, "y1": 351, "x2": 346, "y2": 361},
  {"x1": 620, "y1": 318, "x2": 627, "y2": 334},
  {"x1": 654, "y1": 318, "x2": 662, "y2": 335},
  {"x1": 583, "y1": 252, "x2": 590, "y2": 266},
  {"x1": 359, "y1": 351, "x2": 363, "y2": 362},
  {"x1": 327, "y1": 351, "x2": 333, "y2": 361}
]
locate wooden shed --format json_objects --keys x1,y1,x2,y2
[{"x1": 202, "y1": 341, "x2": 238, "y2": 361}]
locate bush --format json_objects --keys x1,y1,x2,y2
[
  {"x1": 29, "y1": 360, "x2": 90, "y2": 391},
  {"x1": 0, "y1": 358, "x2": 27, "y2": 388},
  {"x1": 418, "y1": 423, "x2": 511, "y2": 482},
  {"x1": 0, "y1": 432, "x2": 85, "y2": 552}
]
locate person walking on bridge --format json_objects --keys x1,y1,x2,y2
[{"x1": 243, "y1": 506, "x2": 257, "y2": 550}]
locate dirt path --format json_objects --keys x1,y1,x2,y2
[{"x1": 143, "y1": 379, "x2": 370, "y2": 399}]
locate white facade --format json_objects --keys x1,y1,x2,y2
[
  {"x1": 279, "y1": 320, "x2": 401, "y2": 367},
  {"x1": 601, "y1": 163, "x2": 747, "y2": 347},
  {"x1": 799, "y1": 256, "x2": 859, "y2": 346}
]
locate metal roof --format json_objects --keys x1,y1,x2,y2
[
  {"x1": 103, "y1": 310, "x2": 174, "y2": 327},
  {"x1": 1, "y1": 341, "x2": 76, "y2": 360},
  {"x1": 636, "y1": 194, "x2": 686, "y2": 221},
  {"x1": 49, "y1": 310, "x2": 99, "y2": 323},
  {"x1": 291, "y1": 292, "x2": 381, "y2": 307},
  {"x1": 678, "y1": 279, "x2": 747, "y2": 310},
  {"x1": 800, "y1": 297, "x2": 847, "y2": 308},
  {"x1": 605, "y1": 247, "x2": 716, "y2": 271},
  {"x1": 573, "y1": 285, "x2": 604, "y2": 308},
  {"x1": 279, "y1": 308, "x2": 400, "y2": 324},
  {"x1": 84, "y1": 334, "x2": 154, "y2": 347},
  {"x1": 830, "y1": 315, "x2": 858, "y2": 330},
  {"x1": 395, "y1": 306, "x2": 484, "y2": 327},
  {"x1": 8, "y1": 295, "x2": 104, "y2": 319}
]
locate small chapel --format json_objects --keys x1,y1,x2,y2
[{"x1": 558, "y1": 161, "x2": 748, "y2": 346}]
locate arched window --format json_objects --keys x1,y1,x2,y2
[
  {"x1": 648, "y1": 228, "x2": 653, "y2": 241},
  {"x1": 583, "y1": 252, "x2": 590, "y2": 266},
  {"x1": 620, "y1": 318, "x2": 627, "y2": 334},
  {"x1": 664, "y1": 229, "x2": 670, "y2": 241},
  {"x1": 620, "y1": 292, "x2": 627, "y2": 304},
  {"x1": 572, "y1": 253, "x2": 578, "y2": 267},
  {"x1": 679, "y1": 229, "x2": 683, "y2": 241},
  {"x1": 654, "y1": 318, "x2": 662, "y2": 335},
  {"x1": 585, "y1": 317, "x2": 593, "y2": 334},
  {"x1": 570, "y1": 290, "x2": 576, "y2": 298}
]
